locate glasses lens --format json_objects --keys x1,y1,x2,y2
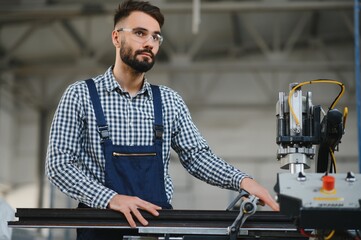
[
  {"x1": 156, "y1": 34, "x2": 163, "y2": 46},
  {"x1": 119, "y1": 28, "x2": 163, "y2": 46},
  {"x1": 151, "y1": 34, "x2": 163, "y2": 46}
]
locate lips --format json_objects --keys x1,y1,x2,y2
[
  {"x1": 140, "y1": 52, "x2": 152, "y2": 57},
  {"x1": 136, "y1": 50, "x2": 154, "y2": 59}
]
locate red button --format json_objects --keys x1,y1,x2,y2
[{"x1": 322, "y1": 175, "x2": 335, "y2": 191}]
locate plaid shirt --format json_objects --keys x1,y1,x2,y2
[{"x1": 46, "y1": 66, "x2": 248, "y2": 209}]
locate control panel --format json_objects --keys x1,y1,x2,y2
[{"x1": 275, "y1": 172, "x2": 361, "y2": 229}]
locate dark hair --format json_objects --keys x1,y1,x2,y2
[{"x1": 114, "y1": 0, "x2": 164, "y2": 28}]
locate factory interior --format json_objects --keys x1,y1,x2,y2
[{"x1": 0, "y1": 0, "x2": 360, "y2": 239}]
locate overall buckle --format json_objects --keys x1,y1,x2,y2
[
  {"x1": 154, "y1": 125, "x2": 163, "y2": 140},
  {"x1": 97, "y1": 125, "x2": 110, "y2": 141}
]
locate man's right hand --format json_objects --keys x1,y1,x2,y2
[{"x1": 108, "y1": 194, "x2": 161, "y2": 228}]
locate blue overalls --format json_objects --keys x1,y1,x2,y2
[{"x1": 77, "y1": 79, "x2": 171, "y2": 240}]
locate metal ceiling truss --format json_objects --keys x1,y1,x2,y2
[{"x1": 0, "y1": 0, "x2": 354, "y2": 111}]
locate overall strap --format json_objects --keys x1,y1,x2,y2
[
  {"x1": 85, "y1": 79, "x2": 110, "y2": 141},
  {"x1": 150, "y1": 85, "x2": 163, "y2": 142}
]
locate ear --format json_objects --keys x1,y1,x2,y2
[{"x1": 112, "y1": 30, "x2": 121, "y2": 48}]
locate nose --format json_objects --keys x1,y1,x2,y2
[{"x1": 142, "y1": 39, "x2": 154, "y2": 50}]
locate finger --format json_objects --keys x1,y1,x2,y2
[
  {"x1": 141, "y1": 200, "x2": 162, "y2": 210},
  {"x1": 148, "y1": 202, "x2": 162, "y2": 210},
  {"x1": 262, "y1": 194, "x2": 279, "y2": 211},
  {"x1": 131, "y1": 207, "x2": 148, "y2": 226},
  {"x1": 123, "y1": 211, "x2": 136, "y2": 228},
  {"x1": 269, "y1": 200, "x2": 280, "y2": 211},
  {"x1": 138, "y1": 201, "x2": 161, "y2": 216}
]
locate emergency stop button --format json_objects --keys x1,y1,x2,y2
[{"x1": 321, "y1": 175, "x2": 336, "y2": 193}]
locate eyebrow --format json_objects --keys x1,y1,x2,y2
[{"x1": 133, "y1": 27, "x2": 162, "y2": 35}]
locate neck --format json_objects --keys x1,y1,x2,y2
[{"x1": 113, "y1": 62, "x2": 145, "y2": 97}]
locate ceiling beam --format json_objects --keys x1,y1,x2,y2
[
  {"x1": 4, "y1": 60, "x2": 353, "y2": 77},
  {"x1": 0, "y1": 1, "x2": 353, "y2": 23},
  {"x1": 60, "y1": 20, "x2": 93, "y2": 57}
]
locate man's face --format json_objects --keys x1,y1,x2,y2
[{"x1": 116, "y1": 11, "x2": 161, "y2": 73}]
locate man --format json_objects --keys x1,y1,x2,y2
[{"x1": 46, "y1": 0, "x2": 279, "y2": 239}]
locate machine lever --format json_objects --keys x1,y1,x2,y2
[
  {"x1": 227, "y1": 190, "x2": 259, "y2": 240},
  {"x1": 226, "y1": 189, "x2": 250, "y2": 211}
]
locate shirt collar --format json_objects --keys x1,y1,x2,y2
[{"x1": 103, "y1": 66, "x2": 152, "y2": 99}]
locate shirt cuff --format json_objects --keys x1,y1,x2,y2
[{"x1": 92, "y1": 186, "x2": 117, "y2": 209}]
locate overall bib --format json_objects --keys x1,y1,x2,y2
[{"x1": 77, "y1": 79, "x2": 171, "y2": 240}]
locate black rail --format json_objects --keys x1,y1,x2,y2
[{"x1": 8, "y1": 208, "x2": 309, "y2": 239}]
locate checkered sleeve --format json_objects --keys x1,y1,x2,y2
[
  {"x1": 170, "y1": 93, "x2": 251, "y2": 191},
  {"x1": 45, "y1": 83, "x2": 116, "y2": 209}
]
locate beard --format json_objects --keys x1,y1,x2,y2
[{"x1": 120, "y1": 42, "x2": 155, "y2": 73}]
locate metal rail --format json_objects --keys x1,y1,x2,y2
[{"x1": 8, "y1": 208, "x2": 306, "y2": 239}]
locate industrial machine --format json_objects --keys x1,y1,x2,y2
[
  {"x1": 274, "y1": 80, "x2": 361, "y2": 239},
  {"x1": 275, "y1": 80, "x2": 346, "y2": 174}
]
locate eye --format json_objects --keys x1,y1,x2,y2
[
  {"x1": 133, "y1": 30, "x2": 146, "y2": 37},
  {"x1": 152, "y1": 34, "x2": 160, "y2": 41}
]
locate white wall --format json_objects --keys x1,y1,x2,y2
[{"x1": 0, "y1": 75, "x2": 17, "y2": 196}]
